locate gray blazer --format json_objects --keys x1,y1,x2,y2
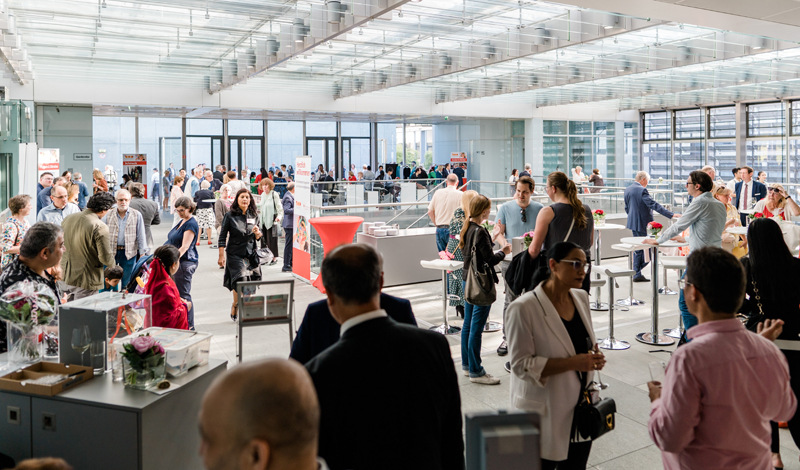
[{"x1": 129, "y1": 197, "x2": 161, "y2": 247}]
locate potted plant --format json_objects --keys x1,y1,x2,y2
[
  {"x1": 0, "y1": 280, "x2": 58, "y2": 364},
  {"x1": 120, "y1": 334, "x2": 166, "y2": 390},
  {"x1": 592, "y1": 209, "x2": 605, "y2": 227},
  {"x1": 647, "y1": 221, "x2": 663, "y2": 238}
]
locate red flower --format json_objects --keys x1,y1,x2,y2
[
  {"x1": 593, "y1": 210, "x2": 604, "y2": 215},
  {"x1": 754, "y1": 212, "x2": 764, "y2": 218},
  {"x1": 648, "y1": 222, "x2": 663, "y2": 229}
]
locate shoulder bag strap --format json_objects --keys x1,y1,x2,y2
[
  {"x1": 563, "y1": 218, "x2": 575, "y2": 242},
  {"x1": 751, "y1": 276, "x2": 765, "y2": 316}
]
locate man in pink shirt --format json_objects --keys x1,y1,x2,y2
[{"x1": 648, "y1": 246, "x2": 796, "y2": 470}]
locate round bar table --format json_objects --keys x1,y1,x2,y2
[
  {"x1": 309, "y1": 216, "x2": 364, "y2": 293},
  {"x1": 619, "y1": 236, "x2": 688, "y2": 346},
  {"x1": 590, "y1": 223, "x2": 625, "y2": 311}
]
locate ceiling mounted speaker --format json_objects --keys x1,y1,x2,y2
[
  {"x1": 327, "y1": 1, "x2": 343, "y2": 23},
  {"x1": 532, "y1": 26, "x2": 547, "y2": 46},
  {"x1": 436, "y1": 89, "x2": 447, "y2": 102},
  {"x1": 439, "y1": 53, "x2": 451, "y2": 69},
  {"x1": 493, "y1": 79, "x2": 502, "y2": 92},
  {"x1": 752, "y1": 37, "x2": 767, "y2": 50},
  {"x1": 570, "y1": 66, "x2": 581, "y2": 79},
  {"x1": 527, "y1": 73, "x2": 538, "y2": 87},
  {"x1": 332, "y1": 82, "x2": 342, "y2": 97},
  {"x1": 266, "y1": 36, "x2": 279, "y2": 55},
  {"x1": 377, "y1": 71, "x2": 388, "y2": 85}
]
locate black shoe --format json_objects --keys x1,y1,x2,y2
[
  {"x1": 281, "y1": 267, "x2": 292, "y2": 272},
  {"x1": 456, "y1": 305, "x2": 464, "y2": 318},
  {"x1": 632, "y1": 276, "x2": 650, "y2": 283},
  {"x1": 497, "y1": 341, "x2": 508, "y2": 356},
  {"x1": 504, "y1": 361, "x2": 511, "y2": 373}
]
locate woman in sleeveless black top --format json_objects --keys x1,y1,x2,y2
[{"x1": 526, "y1": 171, "x2": 594, "y2": 292}]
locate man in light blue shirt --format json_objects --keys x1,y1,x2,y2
[
  {"x1": 188, "y1": 168, "x2": 202, "y2": 198},
  {"x1": 37, "y1": 185, "x2": 80, "y2": 225},
  {"x1": 496, "y1": 176, "x2": 543, "y2": 361},
  {"x1": 644, "y1": 170, "x2": 726, "y2": 338},
  {"x1": 102, "y1": 189, "x2": 149, "y2": 288}
]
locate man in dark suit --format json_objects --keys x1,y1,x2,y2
[
  {"x1": 733, "y1": 165, "x2": 766, "y2": 225},
  {"x1": 291, "y1": 292, "x2": 416, "y2": 364},
  {"x1": 624, "y1": 171, "x2": 678, "y2": 281},
  {"x1": 305, "y1": 244, "x2": 464, "y2": 470},
  {"x1": 213, "y1": 165, "x2": 225, "y2": 182},
  {"x1": 128, "y1": 183, "x2": 161, "y2": 249}
]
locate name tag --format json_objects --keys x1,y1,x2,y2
[{"x1": 247, "y1": 218, "x2": 256, "y2": 225}]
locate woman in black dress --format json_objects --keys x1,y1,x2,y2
[
  {"x1": 217, "y1": 188, "x2": 263, "y2": 321},
  {"x1": 741, "y1": 218, "x2": 800, "y2": 470}
]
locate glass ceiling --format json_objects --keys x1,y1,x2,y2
[{"x1": 8, "y1": 0, "x2": 800, "y2": 109}]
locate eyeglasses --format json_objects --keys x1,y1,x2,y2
[
  {"x1": 685, "y1": 181, "x2": 696, "y2": 187},
  {"x1": 558, "y1": 259, "x2": 587, "y2": 271},
  {"x1": 52, "y1": 195, "x2": 67, "y2": 200},
  {"x1": 520, "y1": 207, "x2": 527, "y2": 223},
  {"x1": 678, "y1": 279, "x2": 693, "y2": 290},
  {"x1": 768, "y1": 187, "x2": 781, "y2": 193}
]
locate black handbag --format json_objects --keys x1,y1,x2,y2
[
  {"x1": 571, "y1": 372, "x2": 616, "y2": 441},
  {"x1": 464, "y1": 227, "x2": 497, "y2": 306},
  {"x1": 742, "y1": 276, "x2": 766, "y2": 332}
]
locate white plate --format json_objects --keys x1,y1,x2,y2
[
  {"x1": 386, "y1": 229, "x2": 399, "y2": 236},
  {"x1": 374, "y1": 229, "x2": 388, "y2": 237}
]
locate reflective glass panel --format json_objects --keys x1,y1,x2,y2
[
  {"x1": 710, "y1": 107, "x2": 736, "y2": 138},
  {"x1": 675, "y1": 109, "x2": 704, "y2": 139},
  {"x1": 748, "y1": 103, "x2": 785, "y2": 137}
]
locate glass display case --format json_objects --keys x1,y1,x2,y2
[{"x1": 58, "y1": 292, "x2": 152, "y2": 371}]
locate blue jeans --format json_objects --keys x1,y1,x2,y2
[
  {"x1": 173, "y1": 259, "x2": 198, "y2": 329},
  {"x1": 436, "y1": 227, "x2": 449, "y2": 252},
  {"x1": 115, "y1": 249, "x2": 137, "y2": 290},
  {"x1": 632, "y1": 229, "x2": 647, "y2": 277},
  {"x1": 679, "y1": 271, "x2": 698, "y2": 342},
  {"x1": 461, "y1": 282, "x2": 491, "y2": 377}
]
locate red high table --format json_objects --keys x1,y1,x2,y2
[{"x1": 310, "y1": 216, "x2": 364, "y2": 293}]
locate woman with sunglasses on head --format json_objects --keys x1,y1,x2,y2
[
  {"x1": 507, "y1": 241, "x2": 605, "y2": 470},
  {"x1": 526, "y1": 171, "x2": 594, "y2": 292},
  {"x1": 752, "y1": 183, "x2": 800, "y2": 221},
  {"x1": 741, "y1": 217, "x2": 800, "y2": 470}
]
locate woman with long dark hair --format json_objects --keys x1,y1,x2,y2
[
  {"x1": 526, "y1": 171, "x2": 594, "y2": 292},
  {"x1": 145, "y1": 245, "x2": 189, "y2": 330},
  {"x1": 742, "y1": 218, "x2": 800, "y2": 470},
  {"x1": 507, "y1": 241, "x2": 604, "y2": 470},
  {"x1": 458, "y1": 195, "x2": 511, "y2": 385},
  {"x1": 218, "y1": 188, "x2": 263, "y2": 321}
]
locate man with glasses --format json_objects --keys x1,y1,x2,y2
[
  {"x1": 643, "y1": 171, "x2": 726, "y2": 339},
  {"x1": 624, "y1": 171, "x2": 679, "y2": 282},
  {"x1": 102, "y1": 189, "x2": 148, "y2": 289},
  {"x1": 495, "y1": 176, "x2": 542, "y2": 361},
  {"x1": 36, "y1": 185, "x2": 79, "y2": 225},
  {"x1": 648, "y1": 246, "x2": 795, "y2": 470}
]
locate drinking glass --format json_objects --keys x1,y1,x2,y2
[
  {"x1": 750, "y1": 197, "x2": 757, "y2": 209},
  {"x1": 71, "y1": 326, "x2": 91, "y2": 367},
  {"x1": 649, "y1": 360, "x2": 667, "y2": 385},
  {"x1": 587, "y1": 339, "x2": 609, "y2": 391},
  {"x1": 91, "y1": 340, "x2": 106, "y2": 374}
]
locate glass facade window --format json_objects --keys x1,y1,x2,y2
[
  {"x1": 624, "y1": 122, "x2": 639, "y2": 179},
  {"x1": 228, "y1": 120, "x2": 263, "y2": 136},
  {"x1": 569, "y1": 121, "x2": 592, "y2": 135},
  {"x1": 377, "y1": 123, "x2": 400, "y2": 166},
  {"x1": 642, "y1": 142, "x2": 670, "y2": 181},
  {"x1": 306, "y1": 121, "x2": 337, "y2": 137},
  {"x1": 93, "y1": 117, "x2": 136, "y2": 175},
  {"x1": 341, "y1": 122, "x2": 370, "y2": 137},
  {"x1": 789, "y1": 140, "x2": 800, "y2": 185},
  {"x1": 673, "y1": 142, "x2": 704, "y2": 183},
  {"x1": 543, "y1": 120, "x2": 567, "y2": 135},
  {"x1": 709, "y1": 107, "x2": 736, "y2": 138},
  {"x1": 674, "y1": 109, "x2": 704, "y2": 139},
  {"x1": 746, "y1": 140, "x2": 784, "y2": 182},
  {"x1": 511, "y1": 120, "x2": 525, "y2": 136},
  {"x1": 748, "y1": 103, "x2": 785, "y2": 137},
  {"x1": 593, "y1": 122, "x2": 615, "y2": 136},
  {"x1": 267, "y1": 121, "x2": 303, "y2": 166},
  {"x1": 594, "y1": 136, "x2": 616, "y2": 178},
  {"x1": 707, "y1": 141, "x2": 737, "y2": 182},
  {"x1": 643, "y1": 112, "x2": 670, "y2": 140},
  {"x1": 186, "y1": 137, "x2": 220, "y2": 171},
  {"x1": 568, "y1": 137, "x2": 591, "y2": 171},
  {"x1": 186, "y1": 119, "x2": 222, "y2": 135},
  {"x1": 543, "y1": 136, "x2": 566, "y2": 175},
  {"x1": 138, "y1": 118, "x2": 182, "y2": 182}
]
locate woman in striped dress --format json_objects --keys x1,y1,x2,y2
[{"x1": 446, "y1": 190, "x2": 478, "y2": 318}]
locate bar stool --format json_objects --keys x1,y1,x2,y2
[
  {"x1": 657, "y1": 256, "x2": 680, "y2": 295},
  {"x1": 589, "y1": 264, "x2": 608, "y2": 311},
  {"x1": 659, "y1": 256, "x2": 687, "y2": 338},
  {"x1": 611, "y1": 243, "x2": 646, "y2": 307},
  {"x1": 597, "y1": 265, "x2": 635, "y2": 350},
  {"x1": 420, "y1": 259, "x2": 463, "y2": 335}
]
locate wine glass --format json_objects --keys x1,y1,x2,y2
[
  {"x1": 587, "y1": 338, "x2": 609, "y2": 391},
  {"x1": 71, "y1": 326, "x2": 91, "y2": 367},
  {"x1": 750, "y1": 197, "x2": 757, "y2": 209}
]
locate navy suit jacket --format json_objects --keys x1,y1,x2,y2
[
  {"x1": 624, "y1": 182, "x2": 674, "y2": 233},
  {"x1": 733, "y1": 180, "x2": 766, "y2": 209},
  {"x1": 290, "y1": 292, "x2": 417, "y2": 364}
]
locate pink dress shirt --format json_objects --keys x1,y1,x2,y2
[{"x1": 649, "y1": 318, "x2": 796, "y2": 470}]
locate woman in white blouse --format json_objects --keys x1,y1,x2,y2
[
  {"x1": 752, "y1": 183, "x2": 800, "y2": 221},
  {"x1": 506, "y1": 241, "x2": 606, "y2": 469}
]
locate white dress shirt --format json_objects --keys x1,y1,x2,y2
[
  {"x1": 739, "y1": 179, "x2": 753, "y2": 211},
  {"x1": 339, "y1": 309, "x2": 388, "y2": 336}
]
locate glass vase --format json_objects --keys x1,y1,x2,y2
[
  {"x1": 121, "y1": 356, "x2": 166, "y2": 390},
  {"x1": 6, "y1": 322, "x2": 41, "y2": 364},
  {"x1": 594, "y1": 216, "x2": 605, "y2": 227},
  {"x1": 648, "y1": 229, "x2": 661, "y2": 239}
]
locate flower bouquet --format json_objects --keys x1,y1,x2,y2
[
  {"x1": 748, "y1": 212, "x2": 764, "y2": 221},
  {"x1": 523, "y1": 231, "x2": 535, "y2": 249},
  {"x1": 213, "y1": 191, "x2": 221, "y2": 200},
  {"x1": 481, "y1": 220, "x2": 495, "y2": 232},
  {"x1": 647, "y1": 221, "x2": 663, "y2": 238},
  {"x1": 592, "y1": 209, "x2": 605, "y2": 227},
  {"x1": 0, "y1": 280, "x2": 58, "y2": 363},
  {"x1": 120, "y1": 334, "x2": 166, "y2": 390}
]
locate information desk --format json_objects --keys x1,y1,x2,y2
[
  {"x1": 0, "y1": 357, "x2": 227, "y2": 469},
  {"x1": 357, "y1": 227, "x2": 441, "y2": 287}
]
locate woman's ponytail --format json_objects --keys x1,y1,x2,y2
[{"x1": 548, "y1": 172, "x2": 587, "y2": 230}]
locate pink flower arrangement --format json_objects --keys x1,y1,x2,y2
[{"x1": 131, "y1": 335, "x2": 165, "y2": 356}]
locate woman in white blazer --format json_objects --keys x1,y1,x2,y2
[{"x1": 506, "y1": 241, "x2": 606, "y2": 469}]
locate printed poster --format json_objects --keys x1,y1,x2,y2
[
  {"x1": 37, "y1": 148, "x2": 59, "y2": 180},
  {"x1": 450, "y1": 152, "x2": 467, "y2": 163},
  {"x1": 293, "y1": 156, "x2": 312, "y2": 281}
]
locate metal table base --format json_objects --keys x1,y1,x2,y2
[
  {"x1": 616, "y1": 251, "x2": 646, "y2": 307},
  {"x1": 429, "y1": 270, "x2": 462, "y2": 336},
  {"x1": 634, "y1": 244, "x2": 675, "y2": 346},
  {"x1": 483, "y1": 321, "x2": 502, "y2": 332},
  {"x1": 597, "y1": 267, "x2": 630, "y2": 351},
  {"x1": 590, "y1": 301, "x2": 609, "y2": 311}
]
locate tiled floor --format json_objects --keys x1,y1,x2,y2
[{"x1": 154, "y1": 215, "x2": 800, "y2": 470}]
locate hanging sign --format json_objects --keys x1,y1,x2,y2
[
  {"x1": 37, "y1": 148, "x2": 60, "y2": 180},
  {"x1": 451, "y1": 152, "x2": 468, "y2": 163}
]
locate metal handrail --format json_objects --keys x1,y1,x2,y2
[{"x1": 386, "y1": 181, "x2": 446, "y2": 224}]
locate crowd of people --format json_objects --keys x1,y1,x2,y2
[{"x1": 4, "y1": 159, "x2": 800, "y2": 470}]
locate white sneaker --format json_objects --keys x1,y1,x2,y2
[
  {"x1": 463, "y1": 370, "x2": 469, "y2": 377},
  {"x1": 470, "y1": 373, "x2": 501, "y2": 385}
]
